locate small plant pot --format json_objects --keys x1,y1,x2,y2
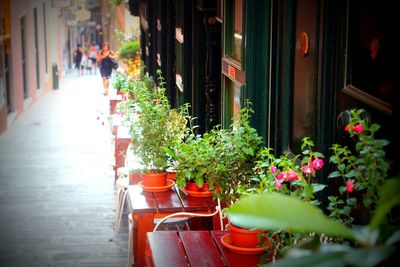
[
  {"x1": 166, "y1": 172, "x2": 177, "y2": 181},
  {"x1": 142, "y1": 172, "x2": 167, "y2": 187},
  {"x1": 228, "y1": 223, "x2": 266, "y2": 248},
  {"x1": 185, "y1": 182, "x2": 210, "y2": 192}
]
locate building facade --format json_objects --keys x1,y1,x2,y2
[{"x1": 130, "y1": 0, "x2": 399, "y2": 174}]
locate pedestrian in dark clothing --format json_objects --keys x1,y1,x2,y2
[
  {"x1": 73, "y1": 45, "x2": 84, "y2": 76},
  {"x1": 96, "y1": 42, "x2": 118, "y2": 95}
]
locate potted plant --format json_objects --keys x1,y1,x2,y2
[
  {"x1": 226, "y1": 175, "x2": 400, "y2": 266},
  {"x1": 206, "y1": 101, "x2": 268, "y2": 250},
  {"x1": 128, "y1": 70, "x2": 189, "y2": 188},
  {"x1": 165, "y1": 118, "x2": 218, "y2": 196}
]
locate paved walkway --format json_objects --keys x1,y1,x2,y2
[{"x1": 0, "y1": 73, "x2": 128, "y2": 266}]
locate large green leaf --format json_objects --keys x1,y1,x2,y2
[
  {"x1": 259, "y1": 245, "x2": 395, "y2": 267},
  {"x1": 370, "y1": 178, "x2": 400, "y2": 230},
  {"x1": 226, "y1": 192, "x2": 355, "y2": 240}
]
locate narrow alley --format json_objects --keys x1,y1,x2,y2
[{"x1": 0, "y1": 73, "x2": 128, "y2": 266}]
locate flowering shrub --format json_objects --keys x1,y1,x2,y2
[
  {"x1": 327, "y1": 109, "x2": 390, "y2": 225},
  {"x1": 250, "y1": 137, "x2": 326, "y2": 205}
]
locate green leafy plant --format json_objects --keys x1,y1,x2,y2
[
  {"x1": 211, "y1": 101, "x2": 264, "y2": 205},
  {"x1": 327, "y1": 108, "x2": 391, "y2": 225},
  {"x1": 165, "y1": 117, "x2": 217, "y2": 189},
  {"x1": 111, "y1": 71, "x2": 130, "y2": 92},
  {"x1": 128, "y1": 70, "x2": 189, "y2": 173},
  {"x1": 226, "y1": 176, "x2": 400, "y2": 267},
  {"x1": 117, "y1": 40, "x2": 140, "y2": 59}
]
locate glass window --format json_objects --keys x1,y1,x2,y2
[
  {"x1": 233, "y1": 0, "x2": 242, "y2": 60},
  {"x1": 223, "y1": 77, "x2": 242, "y2": 126}
]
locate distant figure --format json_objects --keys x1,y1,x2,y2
[
  {"x1": 73, "y1": 45, "x2": 83, "y2": 76},
  {"x1": 88, "y1": 42, "x2": 98, "y2": 74},
  {"x1": 96, "y1": 42, "x2": 117, "y2": 95},
  {"x1": 80, "y1": 52, "x2": 88, "y2": 76},
  {"x1": 86, "y1": 55, "x2": 93, "y2": 74}
]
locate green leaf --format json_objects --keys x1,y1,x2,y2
[
  {"x1": 260, "y1": 251, "x2": 347, "y2": 267},
  {"x1": 328, "y1": 171, "x2": 341, "y2": 179},
  {"x1": 226, "y1": 192, "x2": 355, "y2": 240},
  {"x1": 370, "y1": 178, "x2": 400, "y2": 230}
]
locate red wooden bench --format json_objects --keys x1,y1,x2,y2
[
  {"x1": 126, "y1": 176, "x2": 219, "y2": 266},
  {"x1": 145, "y1": 230, "x2": 265, "y2": 267}
]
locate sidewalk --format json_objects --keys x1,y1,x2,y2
[{"x1": 0, "y1": 73, "x2": 128, "y2": 266}]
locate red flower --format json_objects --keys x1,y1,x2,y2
[
  {"x1": 345, "y1": 123, "x2": 363, "y2": 134},
  {"x1": 256, "y1": 168, "x2": 261, "y2": 173},
  {"x1": 277, "y1": 171, "x2": 299, "y2": 182},
  {"x1": 346, "y1": 180, "x2": 354, "y2": 193},
  {"x1": 353, "y1": 124, "x2": 363, "y2": 133},
  {"x1": 312, "y1": 158, "x2": 324, "y2": 170}
]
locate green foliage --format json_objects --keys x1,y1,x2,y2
[
  {"x1": 327, "y1": 109, "x2": 391, "y2": 225},
  {"x1": 226, "y1": 192, "x2": 355, "y2": 240},
  {"x1": 117, "y1": 40, "x2": 140, "y2": 59},
  {"x1": 166, "y1": 117, "x2": 217, "y2": 189},
  {"x1": 128, "y1": 70, "x2": 189, "y2": 172},
  {"x1": 111, "y1": 71, "x2": 130, "y2": 92},
  {"x1": 226, "y1": 177, "x2": 400, "y2": 267},
  {"x1": 250, "y1": 137, "x2": 326, "y2": 205},
  {"x1": 210, "y1": 101, "x2": 264, "y2": 204},
  {"x1": 109, "y1": 0, "x2": 123, "y2": 8}
]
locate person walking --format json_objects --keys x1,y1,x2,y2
[
  {"x1": 88, "y1": 42, "x2": 98, "y2": 74},
  {"x1": 80, "y1": 52, "x2": 88, "y2": 76},
  {"x1": 73, "y1": 44, "x2": 83, "y2": 76},
  {"x1": 96, "y1": 42, "x2": 117, "y2": 96}
]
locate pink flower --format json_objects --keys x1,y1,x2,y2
[
  {"x1": 301, "y1": 164, "x2": 314, "y2": 174},
  {"x1": 275, "y1": 179, "x2": 282, "y2": 189},
  {"x1": 312, "y1": 158, "x2": 324, "y2": 170},
  {"x1": 277, "y1": 171, "x2": 299, "y2": 182},
  {"x1": 270, "y1": 165, "x2": 277, "y2": 174},
  {"x1": 353, "y1": 124, "x2": 363, "y2": 133},
  {"x1": 346, "y1": 180, "x2": 354, "y2": 193},
  {"x1": 256, "y1": 168, "x2": 261, "y2": 173},
  {"x1": 344, "y1": 125, "x2": 350, "y2": 132}
]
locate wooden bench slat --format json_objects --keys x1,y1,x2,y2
[
  {"x1": 180, "y1": 231, "x2": 226, "y2": 267},
  {"x1": 154, "y1": 190, "x2": 184, "y2": 212},
  {"x1": 146, "y1": 231, "x2": 190, "y2": 267},
  {"x1": 180, "y1": 192, "x2": 218, "y2": 211},
  {"x1": 127, "y1": 188, "x2": 158, "y2": 213}
]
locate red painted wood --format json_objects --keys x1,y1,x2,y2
[
  {"x1": 134, "y1": 213, "x2": 154, "y2": 267},
  {"x1": 179, "y1": 191, "x2": 218, "y2": 212},
  {"x1": 154, "y1": 190, "x2": 184, "y2": 212},
  {"x1": 211, "y1": 231, "x2": 263, "y2": 267},
  {"x1": 146, "y1": 232, "x2": 190, "y2": 267},
  {"x1": 180, "y1": 231, "x2": 226, "y2": 267},
  {"x1": 127, "y1": 190, "x2": 158, "y2": 213}
]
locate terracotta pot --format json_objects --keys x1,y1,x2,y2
[
  {"x1": 142, "y1": 172, "x2": 167, "y2": 187},
  {"x1": 229, "y1": 223, "x2": 266, "y2": 248},
  {"x1": 185, "y1": 181, "x2": 210, "y2": 192},
  {"x1": 166, "y1": 172, "x2": 177, "y2": 181}
]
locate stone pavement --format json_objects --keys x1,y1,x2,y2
[{"x1": 0, "y1": 73, "x2": 128, "y2": 266}]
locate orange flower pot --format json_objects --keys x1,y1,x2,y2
[
  {"x1": 228, "y1": 223, "x2": 266, "y2": 248},
  {"x1": 142, "y1": 172, "x2": 167, "y2": 187},
  {"x1": 185, "y1": 182, "x2": 210, "y2": 192}
]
